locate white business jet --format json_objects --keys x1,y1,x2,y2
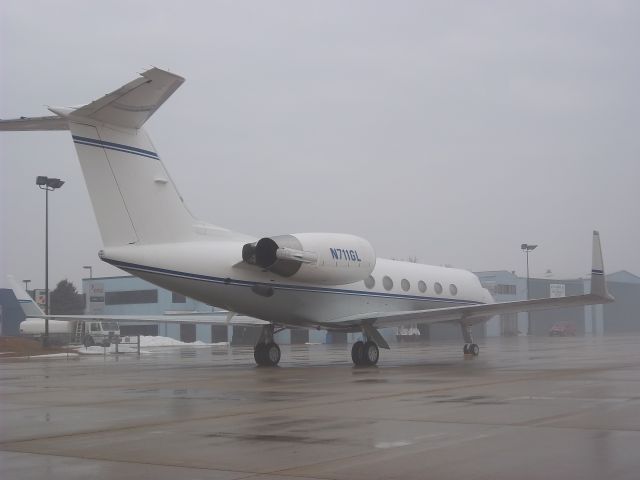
[{"x1": 0, "y1": 68, "x2": 614, "y2": 367}]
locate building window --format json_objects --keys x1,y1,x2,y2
[
  {"x1": 105, "y1": 289, "x2": 158, "y2": 305},
  {"x1": 401, "y1": 279, "x2": 410, "y2": 292},
  {"x1": 434, "y1": 282, "x2": 443, "y2": 294},
  {"x1": 364, "y1": 275, "x2": 375, "y2": 289},
  {"x1": 172, "y1": 292, "x2": 186, "y2": 303},
  {"x1": 418, "y1": 280, "x2": 427, "y2": 293},
  {"x1": 383, "y1": 276, "x2": 394, "y2": 291},
  {"x1": 449, "y1": 284, "x2": 458, "y2": 295},
  {"x1": 495, "y1": 284, "x2": 516, "y2": 295}
]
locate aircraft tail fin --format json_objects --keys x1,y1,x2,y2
[
  {"x1": 7, "y1": 275, "x2": 46, "y2": 318},
  {"x1": 590, "y1": 230, "x2": 614, "y2": 300},
  {"x1": 1, "y1": 68, "x2": 198, "y2": 247}
]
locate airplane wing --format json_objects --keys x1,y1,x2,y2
[
  {"x1": 6, "y1": 275, "x2": 266, "y2": 326},
  {"x1": 328, "y1": 231, "x2": 614, "y2": 330},
  {"x1": 24, "y1": 313, "x2": 268, "y2": 326}
]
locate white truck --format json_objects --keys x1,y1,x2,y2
[{"x1": 19, "y1": 318, "x2": 120, "y2": 347}]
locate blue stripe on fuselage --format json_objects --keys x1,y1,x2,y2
[
  {"x1": 101, "y1": 257, "x2": 483, "y2": 305},
  {"x1": 72, "y1": 135, "x2": 159, "y2": 160}
]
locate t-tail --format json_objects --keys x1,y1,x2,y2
[
  {"x1": 7, "y1": 275, "x2": 46, "y2": 318},
  {"x1": 0, "y1": 68, "x2": 200, "y2": 247}
]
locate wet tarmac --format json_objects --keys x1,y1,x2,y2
[{"x1": 1, "y1": 335, "x2": 640, "y2": 479}]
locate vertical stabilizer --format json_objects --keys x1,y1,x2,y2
[
  {"x1": 7, "y1": 275, "x2": 45, "y2": 318},
  {"x1": 590, "y1": 231, "x2": 613, "y2": 300},
  {"x1": 0, "y1": 68, "x2": 198, "y2": 247},
  {"x1": 68, "y1": 122, "x2": 195, "y2": 246}
]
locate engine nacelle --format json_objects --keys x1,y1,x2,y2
[{"x1": 242, "y1": 233, "x2": 376, "y2": 285}]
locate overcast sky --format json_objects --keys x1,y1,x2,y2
[{"x1": 1, "y1": 0, "x2": 639, "y2": 292}]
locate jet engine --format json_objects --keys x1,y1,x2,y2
[{"x1": 242, "y1": 233, "x2": 376, "y2": 285}]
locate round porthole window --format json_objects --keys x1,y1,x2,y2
[
  {"x1": 383, "y1": 276, "x2": 394, "y2": 291},
  {"x1": 418, "y1": 280, "x2": 427, "y2": 293},
  {"x1": 364, "y1": 275, "x2": 375, "y2": 289},
  {"x1": 449, "y1": 284, "x2": 458, "y2": 295},
  {"x1": 434, "y1": 282, "x2": 443, "y2": 294},
  {"x1": 401, "y1": 279, "x2": 410, "y2": 291}
]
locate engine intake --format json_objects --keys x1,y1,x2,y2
[{"x1": 242, "y1": 233, "x2": 376, "y2": 285}]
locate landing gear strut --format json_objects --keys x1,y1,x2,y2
[
  {"x1": 461, "y1": 323, "x2": 479, "y2": 356},
  {"x1": 254, "y1": 324, "x2": 281, "y2": 366},
  {"x1": 351, "y1": 340, "x2": 379, "y2": 366}
]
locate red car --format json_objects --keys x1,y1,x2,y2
[{"x1": 549, "y1": 322, "x2": 577, "y2": 336}]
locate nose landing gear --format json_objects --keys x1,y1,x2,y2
[
  {"x1": 463, "y1": 343, "x2": 480, "y2": 356},
  {"x1": 461, "y1": 323, "x2": 480, "y2": 356}
]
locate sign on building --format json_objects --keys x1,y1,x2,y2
[
  {"x1": 34, "y1": 289, "x2": 47, "y2": 308},
  {"x1": 549, "y1": 283, "x2": 566, "y2": 298},
  {"x1": 88, "y1": 282, "x2": 105, "y2": 314}
]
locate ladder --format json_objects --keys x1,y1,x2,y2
[{"x1": 73, "y1": 321, "x2": 84, "y2": 344}]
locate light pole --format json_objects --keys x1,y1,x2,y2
[
  {"x1": 36, "y1": 176, "x2": 65, "y2": 346},
  {"x1": 521, "y1": 243, "x2": 538, "y2": 335},
  {"x1": 22, "y1": 279, "x2": 31, "y2": 292},
  {"x1": 83, "y1": 265, "x2": 93, "y2": 279}
]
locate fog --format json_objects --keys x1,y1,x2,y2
[{"x1": 1, "y1": 0, "x2": 639, "y2": 290}]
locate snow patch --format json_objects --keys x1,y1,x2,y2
[
  {"x1": 73, "y1": 336, "x2": 228, "y2": 354},
  {"x1": 14, "y1": 352, "x2": 79, "y2": 359},
  {"x1": 136, "y1": 336, "x2": 228, "y2": 347}
]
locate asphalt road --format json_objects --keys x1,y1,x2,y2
[{"x1": 1, "y1": 335, "x2": 640, "y2": 479}]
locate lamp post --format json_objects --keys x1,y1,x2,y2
[
  {"x1": 36, "y1": 176, "x2": 65, "y2": 346},
  {"x1": 83, "y1": 265, "x2": 93, "y2": 279},
  {"x1": 22, "y1": 279, "x2": 31, "y2": 293},
  {"x1": 521, "y1": 243, "x2": 538, "y2": 335}
]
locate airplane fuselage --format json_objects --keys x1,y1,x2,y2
[{"x1": 101, "y1": 239, "x2": 492, "y2": 330}]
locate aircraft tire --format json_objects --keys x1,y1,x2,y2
[
  {"x1": 362, "y1": 341, "x2": 379, "y2": 366},
  {"x1": 463, "y1": 344, "x2": 469, "y2": 355},
  {"x1": 254, "y1": 343, "x2": 267, "y2": 365},
  {"x1": 264, "y1": 342, "x2": 281, "y2": 366},
  {"x1": 351, "y1": 341, "x2": 365, "y2": 365},
  {"x1": 470, "y1": 343, "x2": 480, "y2": 356}
]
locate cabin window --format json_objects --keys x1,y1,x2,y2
[
  {"x1": 383, "y1": 276, "x2": 394, "y2": 291},
  {"x1": 418, "y1": 280, "x2": 427, "y2": 293},
  {"x1": 450, "y1": 284, "x2": 458, "y2": 295},
  {"x1": 434, "y1": 282, "x2": 443, "y2": 294},
  {"x1": 401, "y1": 279, "x2": 410, "y2": 291},
  {"x1": 364, "y1": 275, "x2": 375, "y2": 289}
]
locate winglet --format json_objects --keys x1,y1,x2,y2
[
  {"x1": 590, "y1": 231, "x2": 614, "y2": 300},
  {"x1": 6, "y1": 275, "x2": 46, "y2": 317}
]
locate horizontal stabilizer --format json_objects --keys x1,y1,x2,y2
[
  {"x1": 0, "y1": 115, "x2": 69, "y2": 131},
  {"x1": 0, "y1": 68, "x2": 184, "y2": 132},
  {"x1": 68, "y1": 68, "x2": 185, "y2": 129}
]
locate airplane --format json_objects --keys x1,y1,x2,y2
[{"x1": 0, "y1": 68, "x2": 614, "y2": 367}]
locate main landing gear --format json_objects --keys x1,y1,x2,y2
[
  {"x1": 351, "y1": 340, "x2": 380, "y2": 366},
  {"x1": 254, "y1": 324, "x2": 281, "y2": 367},
  {"x1": 461, "y1": 323, "x2": 480, "y2": 356}
]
